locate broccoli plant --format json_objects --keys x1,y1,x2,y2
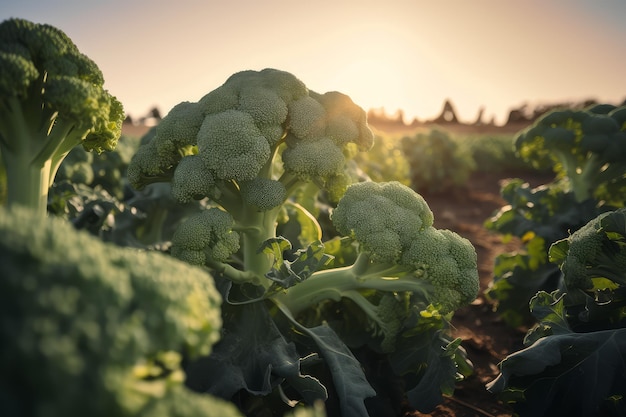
[
  {"x1": 0, "y1": 205, "x2": 242, "y2": 417},
  {"x1": 400, "y1": 128, "x2": 475, "y2": 193},
  {"x1": 516, "y1": 104, "x2": 626, "y2": 204},
  {"x1": 485, "y1": 104, "x2": 626, "y2": 326},
  {"x1": 488, "y1": 209, "x2": 626, "y2": 417},
  {"x1": 128, "y1": 69, "x2": 374, "y2": 281},
  {"x1": 127, "y1": 69, "x2": 479, "y2": 416},
  {"x1": 0, "y1": 18, "x2": 124, "y2": 217}
]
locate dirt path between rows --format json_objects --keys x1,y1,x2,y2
[{"x1": 406, "y1": 170, "x2": 553, "y2": 417}]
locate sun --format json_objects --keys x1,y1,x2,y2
[{"x1": 329, "y1": 59, "x2": 409, "y2": 117}]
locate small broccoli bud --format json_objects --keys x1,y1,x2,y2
[
  {"x1": 171, "y1": 155, "x2": 217, "y2": 203},
  {"x1": 240, "y1": 178, "x2": 287, "y2": 211},
  {"x1": 238, "y1": 87, "x2": 288, "y2": 128},
  {"x1": 197, "y1": 110, "x2": 272, "y2": 182},
  {"x1": 288, "y1": 96, "x2": 327, "y2": 140},
  {"x1": 171, "y1": 208, "x2": 241, "y2": 266},
  {"x1": 282, "y1": 137, "x2": 347, "y2": 181}
]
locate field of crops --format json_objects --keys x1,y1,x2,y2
[{"x1": 2, "y1": 18, "x2": 626, "y2": 417}]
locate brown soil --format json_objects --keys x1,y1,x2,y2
[{"x1": 405, "y1": 169, "x2": 554, "y2": 417}]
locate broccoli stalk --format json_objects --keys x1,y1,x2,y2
[{"x1": 0, "y1": 18, "x2": 124, "y2": 217}]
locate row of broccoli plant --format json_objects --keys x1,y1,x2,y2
[
  {"x1": 400, "y1": 128, "x2": 476, "y2": 194},
  {"x1": 0, "y1": 18, "x2": 481, "y2": 417},
  {"x1": 484, "y1": 104, "x2": 626, "y2": 416},
  {"x1": 484, "y1": 104, "x2": 626, "y2": 326},
  {"x1": 0, "y1": 18, "x2": 245, "y2": 417},
  {"x1": 488, "y1": 208, "x2": 626, "y2": 417},
  {"x1": 398, "y1": 127, "x2": 536, "y2": 195}
]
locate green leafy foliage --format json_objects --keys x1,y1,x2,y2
[
  {"x1": 400, "y1": 128, "x2": 475, "y2": 193},
  {"x1": 488, "y1": 209, "x2": 626, "y2": 417},
  {"x1": 485, "y1": 104, "x2": 626, "y2": 326}
]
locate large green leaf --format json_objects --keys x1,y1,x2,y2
[
  {"x1": 488, "y1": 328, "x2": 626, "y2": 417},
  {"x1": 185, "y1": 301, "x2": 327, "y2": 407},
  {"x1": 304, "y1": 325, "x2": 377, "y2": 417},
  {"x1": 389, "y1": 326, "x2": 463, "y2": 413},
  {"x1": 276, "y1": 303, "x2": 376, "y2": 417}
]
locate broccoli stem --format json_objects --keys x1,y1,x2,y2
[
  {"x1": 0, "y1": 94, "x2": 84, "y2": 217},
  {"x1": 234, "y1": 204, "x2": 283, "y2": 288},
  {"x1": 274, "y1": 252, "x2": 428, "y2": 316},
  {"x1": 567, "y1": 154, "x2": 606, "y2": 202},
  {"x1": 207, "y1": 259, "x2": 263, "y2": 284},
  {"x1": 2, "y1": 152, "x2": 51, "y2": 217}
]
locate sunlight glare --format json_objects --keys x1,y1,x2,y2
[{"x1": 329, "y1": 59, "x2": 408, "y2": 118}]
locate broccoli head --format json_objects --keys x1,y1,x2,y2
[
  {"x1": 0, "y1": 205, "x2": 227, "y2": 416},
  {"x1": 549, "y1": 208, "x2": 626, "y2": 294},
  {"x1": 170, "y1": 208, "x2": 241, "y2": 270},
  {"x1": 0, "y1": 18, "x2": 124, "y2": 217},
  {"x1": 127, "y1": 68, "x2": 373, "y2": 204},
  {"x1": 274, "y1": 181, "x2": 479, "y2": 347},
  {"x1": 128, "y1": 69, "x2": 374, "y2": 284}
]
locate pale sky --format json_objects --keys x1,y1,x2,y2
[{"x1": 2, "y1": 0, "x2": 625, "y2": 125}]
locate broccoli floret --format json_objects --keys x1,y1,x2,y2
[
  {"x1": 515, "y1": 105, "x2": 626, "y2": 202},
  {"x1": 197, "y1": 110, "x2": 271, "y2": 182},
  {"x1": 274, "y1": 181, "x2": 479, "y2": 343},
  {"x1": 0, "y1": 205, "x2": 227, "y2": 416},
  {"x1": 0, "y1": 18, "x2": 124, "y2": 217},
  {"x1": 170, "y1": 208, "x2": 242, "y2": 272},
  {"x1": 127, "y1": 68, "x2": 374, "y2": 285},
  {"x1": 136, "y1": 385, "x2": 243, "y2": 417},
  {"x1": 549, "y1": 208, "x2": 626, "y2": 292},
  {"x1": 170, "y1": 155, "x2": 217, "y2": 203}
]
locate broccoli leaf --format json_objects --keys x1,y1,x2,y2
[
  {"x1": 262, "y1": 238, "x2": 333, "y2": 289},
  {"x1": 300, "y1": 324, "x2": 377, "y2": 417},
  {"x1": 523, "y1": 291, "x2": 572, "y2": 345},
  {"x1": 185, "y1": 302, "x2": 327, "y2": 408},
  {"x1": 487, "y1": 328, "x2": 626, "y2": 417},
  {"x1": 390, "y1": 328, "x2": 462, "y2": 413},
  {"x1": 275, "y1": 302, "x2": 377, "y2": 417}
]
